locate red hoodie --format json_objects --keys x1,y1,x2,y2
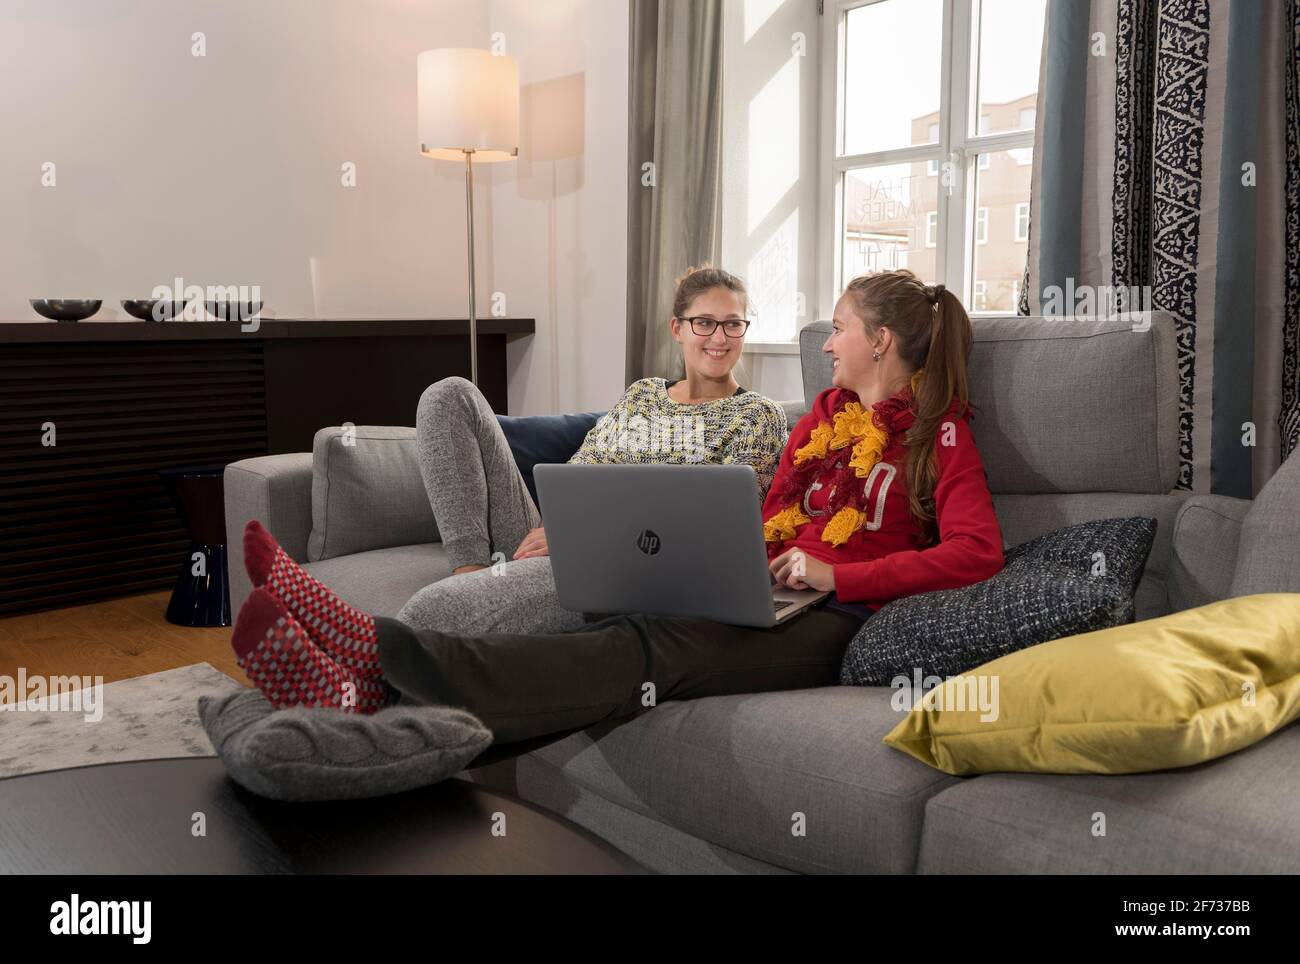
[{"x1": 762, "y1": 384, "x2": 1004, "y2": 611}]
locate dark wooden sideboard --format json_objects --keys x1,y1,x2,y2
[{"x1": 0, "y1": 318, "x2": 533, "y2": 617}]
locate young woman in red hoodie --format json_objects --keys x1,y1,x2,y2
[{"x1": 229, "y1": 269, "x2": 1004, "y2": 751}]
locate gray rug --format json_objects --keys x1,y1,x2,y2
[{"x1": 0, "y1": 663, "x2": 245, "y2": 778}]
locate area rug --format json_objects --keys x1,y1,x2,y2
[{"x1": 0, "y1": 663, "x2": 245, "y2": 778}]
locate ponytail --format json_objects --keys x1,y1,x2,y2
[
  {"x1": 906, "y1": 284, "x2": 974, "y2": 545},
  {"x1": 842, "y1": 270, "x2": 975, "y2": 547}
]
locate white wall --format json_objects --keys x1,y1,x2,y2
[
  {"x1": 487, "y1": 0, "x2": 629, "y2": 415},
  {"x1": 0, "y1": 0, "x2": 629, "y2": 415},
  {"x1": 719, "y1": 0, "x2": 821, "y2": 405}
]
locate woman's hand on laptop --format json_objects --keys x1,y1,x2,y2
[
  {"x1": 513, "y1": 526, "x2": 550, "y2": 560},
  {"x1": 769, "y1": 548, "x2": 835, "y2": 592}
]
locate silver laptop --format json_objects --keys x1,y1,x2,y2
[{"x1": 534, "y1": 464, "x2": 829, "y2": 628}]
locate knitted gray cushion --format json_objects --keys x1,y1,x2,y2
[
  {"x1": 198, "y1": 689, "x2": 492, "y2": 801},
  {"x1": 840, "y1": 517, "x2": 1157, "y2": 686}
]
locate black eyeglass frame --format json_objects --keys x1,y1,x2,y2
[{"x1": 680, "y1": 316, "x2": 752, "y2": 338}]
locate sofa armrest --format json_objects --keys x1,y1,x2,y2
[
  {"x1": 1169, "y1": 494, "x2": 1251, "y2": 611},
  {"x1": 1232, "y1": 449, "x2": 1300, "y2": 596},
  {"x1": 225, "y1": 453, "x2": 314, "y2": 614}
]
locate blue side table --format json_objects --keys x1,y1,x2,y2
[{"x1": 158, "y1": 464, "x2": 231, "y2": 627}]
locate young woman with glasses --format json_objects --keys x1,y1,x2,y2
[
  {"x1": 244, "y1": 265, "x2": 788, "y2": 646},
  {"x1": 230, "y1": 268, "x2": 1005, "y2": 752}
]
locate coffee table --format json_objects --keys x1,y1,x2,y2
[{"x1": 0, "y1": 757, "x2": 644, "y2": 874}]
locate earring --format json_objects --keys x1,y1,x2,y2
[{"x1": 872, "y1": 350, "x2": 881, "y2": 361}]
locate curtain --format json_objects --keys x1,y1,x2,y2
[
  {"x1": 625, "y1": 0, "x2": 725, "y2": 383},
  {"x1": 1018, "y1": 0, "x2": 1300, "y2": 499}
]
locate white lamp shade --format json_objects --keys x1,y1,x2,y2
[{"x1": 418, "y1": 48, "x2": 519, "y2": 162}]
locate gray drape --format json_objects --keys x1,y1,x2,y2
[
  {"x1": 625, "y1": 0, "x2": 725, "y2": 383},
  {"x1": 1018, "y1": 0, "x2": 1300, "y2": 499}
]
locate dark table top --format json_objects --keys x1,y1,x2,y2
[
  {"x1": 0, "y1": 757, "x2": 644, "y2": 874},
  {"x1": 0, "y1": 318, "x2": 536, "y2": 343}
]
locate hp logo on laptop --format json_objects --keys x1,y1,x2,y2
[{"x1": 636, "y1": 529, "x2": 661, "y2": 555}]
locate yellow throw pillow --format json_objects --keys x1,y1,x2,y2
[{"x1": 883, "y1": 593, "x2": 1300, "y2": 775}]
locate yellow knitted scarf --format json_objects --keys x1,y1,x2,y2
[{"x1": 764, "y1": 369, "x2": 923, "y2": 548}]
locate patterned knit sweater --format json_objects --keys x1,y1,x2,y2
[{"x1": 567, "y1": 377, "x2": 788, "y2": 498}]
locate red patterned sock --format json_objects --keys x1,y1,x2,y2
[
  {"x1": 231, "y1": 588, "x2": 387, "y2": 713},
  {"x1": 243, "y1": 520, "x2": 382, "y2": 678}
]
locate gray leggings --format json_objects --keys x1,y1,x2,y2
[{"x1": 395, "y1": 376, "x2": 590, "y2": 636}]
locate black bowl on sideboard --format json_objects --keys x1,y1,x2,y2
[
  {"x1": 30, "y1": 299, "x2": 102, "y2": 322},
  {"x1": 121, "y1": 299, "x2": 190, "y2": 322},
  {"x1": 204, "y1": 300, "x2": 263, "y2": 322}
]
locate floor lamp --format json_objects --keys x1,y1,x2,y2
[{"x1": 417, "y1": 48, "x2": 519, "y2": 386}]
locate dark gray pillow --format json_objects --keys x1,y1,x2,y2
[
  {"x1": 199, "y1": 690, "x2": 492, "y2": 801},
  {"x1": 840, "y1": 517, "x2": 1157, "y2": 687}
]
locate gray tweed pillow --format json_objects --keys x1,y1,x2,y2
[
  {"x1": 198, "y1": 689, "x2": 492, "y2": 801},
  {"x1": 840, "y1": 516, "x2": 1157, "y2": 687}
]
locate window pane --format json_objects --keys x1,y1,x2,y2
[
  {"x1": 843, "y1": 0, "x2": 943, "y2": 156},
  {"x1": 842, "y1": 163, "x2": 937, "y2": 283},
  {"x1": 974, "y1": 0, "x2": 1046, "y2": 135},
  {"x1": 971, "y1": 147, "x2": 1033, "y2": 312}
]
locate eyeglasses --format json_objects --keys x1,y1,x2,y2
[{"x1": 682, "y1": 316, "x2": 752, "y2": 338}]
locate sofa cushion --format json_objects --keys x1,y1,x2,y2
[
  {"x1": 991, "y1": 491, "x2": 1187, "y2": 620},
  {"x1": 495, "y1": 412, "x2": 604, "y2": 506},
  {"x1": 841, "y1": 517, "x2": 1156, "y2": 686},
  {"x1": 884, "y1": 593, "x2": 1300, "y2": 776},
  {"x1": 307, "y1": 426, "x2": 438, "y2": 562},
  {"x1": 917, "y1": 719, "x2": 1300, "y2": 873},
  {"x1": 303, "y1": 542, "x2": 450, "y2": 618},
  {"x1": 493, "y1": 686, "x2": 959, "y2": 874},
  {"x1": 801, "y1": 314, "x2": 1179, "y2": 494}
]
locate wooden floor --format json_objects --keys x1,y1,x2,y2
[{"x1": 0, "y1": 590, "x2": 250, "y2": 687}]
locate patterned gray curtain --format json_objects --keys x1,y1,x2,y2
[
  {"x1": 625, "y1": 0, "x2": 725, "y2": 383},
  {"x1": 1018, "y1": 0, "x2": 1300, "y2": 499}
]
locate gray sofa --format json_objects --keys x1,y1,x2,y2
[{"x1": 224, "y1": 312, "x2": 1300, "y2": 874}]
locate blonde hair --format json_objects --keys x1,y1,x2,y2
[
  {"x1": 672, "y1": 264, "x2": 748, "y2": 319},
  {"x1": 842, "y1": 268, "x2": 974, "y2": 546}
]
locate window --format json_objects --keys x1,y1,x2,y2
[
  {"x1": 822, "y1": 0, "x2": 1046, "y2": 317},
  {"x1": 926, "y1": 123, "x2": 940, "y2": 175},
  {"x1": 1014, "y1": 201, "x2": 1030, "y2": 242}
]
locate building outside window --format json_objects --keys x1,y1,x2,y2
[{"x1": 822, "y1": 0, "x2": 1045, "y2": 320}]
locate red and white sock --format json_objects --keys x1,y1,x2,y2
[
  {"x1": 243, "y1": 520, "x2": 382, "y2": 678},
  {"x1": 231, "y1": 588, "x2": 387, "y2": 713}
]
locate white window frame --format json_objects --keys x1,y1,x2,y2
[
  {"x1": 1014, "y1": 201, "x2": 1030, "y2": 242},
  {"x1": 817, "y1": 0, "x2": 1040, "y2": 321}
]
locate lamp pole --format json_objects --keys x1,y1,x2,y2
[
  {"x1": 416, "y1": 48, "x2": 518, "y2": 389},
  {"x1": 463, "y1": 148, "x2": 477, "y2": 386}
]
